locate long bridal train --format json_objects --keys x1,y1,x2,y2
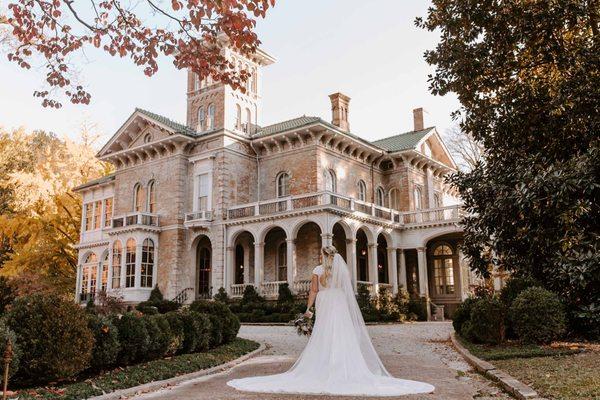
[{"x1": 227, "y1": 250, "x2": 435, "y2": 397}]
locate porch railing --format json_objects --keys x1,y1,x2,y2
[
  {"x1": 226, "y1": 191, "x2": 463, "y2": 227},
  {"x1": 112, "y1": 212, "x2": 159, "y2": 228},
  {"x1": 260, "y1": 281, "x2": 287, "y2": 297},
  {"x1": 293, "y1": 279, "x2": 311, "y2": 295},
  {"x1": 231, "y1": 283, "x2": 251, "y2": 297},
  {"x1": 185, "y1": 210, "x2": 213, "y2": 222}
]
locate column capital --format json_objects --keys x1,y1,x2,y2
[
  {"x1": 345, "y1": 238, "x2": 357, "y2": 244},
  {"x1": 254, "y1": 242, "x2": 265, "y2": 248},
  {"x1": 320, "y1": 233, "x2": 333, "y2": 238},
  {"x1": 387, "y1": 246, "x2": 398, "y2": 252},
  {"x1": 368, "y1": 243, "x2": 378, "y2": 249},
  {"x1": 286, "y1": 238, "x2": 295, "y2": 244},
  {"x1": 397, "y1": 248, "x2": 405, "y2": 254},
  {"x1": 226, "y1": 246, "x2": 234, "y2": 251},
  {"x1": 416, "y1": 247, "x2": 426, "y2": 253}
]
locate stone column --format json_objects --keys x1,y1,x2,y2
[
  {"x1": 368, "y1": 243, "x2": 378, "y2": 288},
  {"x1": 417, "y1": 247, "x2": 429, "y2": 297},
  {"x1": 225, "y1": 246, "x2": 234, "y2": 293},
  {"x1": 388, "y1": 247, "x2": 398, "y2": 295},
  {"x1": 286, "y1": 239, "x2": 295, "y2": 291},
  {"x1": 254, "y1": 242, "x2": 264, "y2": 292},
  {"x1": 320, "y1": 232, "x2": 333, "y2": 248},
  {"x1": 134, "y1": 242, "x2": 143, "y2": 288},
  {"x1": 243, "y1": 244, "x2": 250, "y2": 284},
  {"x1": 346, "y1": 238, "x2": 358, "y2": 293},
  {"x1": 398, "y1": 249, "x2": 408, "y2": 289}
]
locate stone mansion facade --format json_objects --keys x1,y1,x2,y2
[{"x1": 74, "y1": 43, "x2": 473, "y2": 317}]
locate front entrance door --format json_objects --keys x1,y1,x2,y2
[{"x1": 197, "y1": 245, "x2": 211, "y2": 299}]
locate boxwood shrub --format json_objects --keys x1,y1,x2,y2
[
  {"x1": 87, "y1": 314, "x2": 120, "y2": 371},
  {"x1": 142, "y1": 314, "x2": 172, "y2": 360},
  {"x1": 4, "y1": 293, "x2": 94, "y2": 383},
  {"x1": 510, "y1": 287, "x2": 566, "y2": 344},
  {"x1": 452, "y1": 297, "x2": 478, "y2": 335},
  {"x1": 468, "y1": 298, "x2": 506, "y2": 344},
  {"x1": 164, "y1": 311, "x2": 185, "y2": 355},
  {"x1": 113, "y1": 312, "x2": 150, "y2": 365},
  {"x1": 190, "y1": 300, "x2": 240, "y2": 346}
]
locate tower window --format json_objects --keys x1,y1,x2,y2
[
  {"x1": 207, "y1": 104, "x2": 215, "y2": 130},
  {"x1": 324, "y1": 169, "x2": 336, "y2": 193},
  {"x1": 413, "y1": 186, "x2": 422, "y2": 210},
  {"x1": 389, "y1": 188, "x2": 400, "y2": 210},
  {"x1": 197, "y1": 107, "x2": 206, "y2": 131}
]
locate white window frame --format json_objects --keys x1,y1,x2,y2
[
  {"x1": 207, "y1": 103, "x2": 215, "y2": 130},
  {"x1": 357, "y1": 180, "x2": 366, "y2": 202},
  {"x1": 276, "y1": 172, "x2": 290, "y2": 198},
  {"x1": 194, "y1": 172, "x2": 212, "y2": 212},
  {"x1": 198, "y1": 107, "x2": 206, "y2": 131},
  {"x1": 376, "y1": 186, "x2": 385, "y2": 207},
  {"x1": 324, "y1": 169, "x2": 336, "y2": 193}
]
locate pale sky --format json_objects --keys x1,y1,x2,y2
[{"x1": 0, "y1": 1, "x2": 460, "y2": 147}]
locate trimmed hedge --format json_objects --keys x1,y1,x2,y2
[
  {"x1": 510, "y1": 287, "x2": 566, "y2": 344},
  {"x1": 468, "y1": 298, "x2": 506, "y2": 344},
  {"x1": 142, "y1": 314, "x2": 172, "y2": 360},
  {"x1": 4, "y1": 293, "x2": 94, "y2": 383},
  {"x1": 164, "y1": 311, "x2": 185, "y2": 355},
  {"x1": 452, "y1": 297, "x2": 478, "y2": 334},
  {"x1": 190, "y1": 300, "x2": 240, "y2": 345},
  {"x1": 87, "y1": 314, "x2": 120, "y2": 371},
  {"x1": 113, "y1": 312, "x2": 150, "y2": 365}
]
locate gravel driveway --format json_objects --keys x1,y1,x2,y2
[{"x1": 136, "y1": 322, "x2": 510, "y2": 400}]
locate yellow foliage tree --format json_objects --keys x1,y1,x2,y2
[{"x1": 0, "y1": 126, "x2": 111, "y2": 295}]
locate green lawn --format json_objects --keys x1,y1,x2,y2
[
  {"x1": 457, "y1": 336, "x2": 599, "y2": 399},
  {"x1": 12, "y1": 338, "x2": 260, "y2": 400},
  {"x1": 494, "y1": 352, "x2": 600, "y2": 400}
]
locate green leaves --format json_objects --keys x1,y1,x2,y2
[{"x1": 421, "y1": 0, "x2": 600, "y2": 337}]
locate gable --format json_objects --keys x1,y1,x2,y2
[{"x1": 417, "y1": 130, "x2": 457, "y2": 169}]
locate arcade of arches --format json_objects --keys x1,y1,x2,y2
[{"x1": 220, "y1": 219, "x2": 467, "y2": 316}]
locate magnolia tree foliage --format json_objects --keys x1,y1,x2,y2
[
  {"x1": 0, "y1": 127, "x2": 111, "y2": 294},
  {"x1": 418, "y1": 0, "x2": 600, "y2": 334},
  {"x1": 1, "y1": 0, "x2": 274, "y2": 107}
]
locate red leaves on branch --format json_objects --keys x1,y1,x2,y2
[{"x1": 3, "y1": 0, "x2": 274, "y2": 108}]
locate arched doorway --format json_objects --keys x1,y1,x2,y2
[
  {"x1": 196, "y1": 236, "x2": 212, "y2": 299},
  {"x1": 232, "y1": 231, "x2": 255, "y2": 285},
  {"x1": 263, "y1": 227, "x2": 288, "y2": 282},
  {"x1": 377, "y1": 234, "x2": 389, "y2": 284},
  {"x1": 356, "y1": 229, "x2": 369, "y2": 282},
  {"x1": 332, "y1": 222, "x2": 348, "y2": 262},
  {"x1": 295, "y1": 222, "x2": 322, "y2": 281}
]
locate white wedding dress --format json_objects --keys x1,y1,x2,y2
[{"x1": 227, "y1": 254, "x2": 435, "y2": 397}]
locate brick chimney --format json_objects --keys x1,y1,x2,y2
[
  {"x1": 413, "y1": 107, "x2": 424, "y2": 131},
  {"x1": 329, "y1": 92, "x2": 351, "y2": 132}
]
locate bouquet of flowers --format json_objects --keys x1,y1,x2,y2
[{"x1": 292, "y1": 311, "x2": 314, "y2": 336}]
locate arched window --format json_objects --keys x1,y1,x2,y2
[
  {"x1": 389, "y1": 188, "x2": 400, "y2": 210},
  {"x1": 207, "y1": 103, "x2": 215, "y2": 130},
  {"x1": 245, "y1": 108, "x2": 251, "y2": 134},
  {"x1": 81, "y1": 253, "x2": 97, "y2": 296},
  {"x1": 197, "y1": 107, "x2": 206, "y2": 131},
  {"x1": 277, "y1": 172, "x2": 290, "y2": 198},
  {"x1": 357, "y1": 180, "x2": 366, "y2": 202},
  {"x1": 376, "y1": 186, "x2": 385, "y2": 206},
  {"x1": 413, "y1": 186, "x2": 422, "y2": 210},
  {"x1": 100, "y1": 252, "x2": 109, "y2": 292},
  {"x1": 125, "y1": 238, "x2": 136, "y2": 288},
  {"x1": 147, "y1": 180, "x2": 156, "y2": 213},
  {"x1": 143, "y1": 133, "x2": 152, "y2": 143},
  {"x1": 141, "y1": 238, "x2": 154, "y2": 288},
  {"x1": 134, "y1": 183, "x2": 144, "y2": 212},
  {"x1": 277, "y1": 241, "x2": 287, "y2": 281},
  {"x1": 432, "y1": 244, "x2": 455, "y2": 295},
  {"x1": 324, "y1": 169, "x2": 336, "y2": 193},
  {"x1": 112, "y1": 240, "x2": 122, "y2": 289},
  {"x1": 194, "y1": 73, "x2": 200, "y2": 91},
  {"x1": 235, "y1": 104, "x2": 241, "y2": 130}
]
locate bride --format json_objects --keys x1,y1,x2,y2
[{"x1": 227, "y1": 245, "x2": 435, "y2": 397}]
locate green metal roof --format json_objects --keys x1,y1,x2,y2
[
  {"x1": 371, "y1": 127, "x2": 435, "y2": 152},
  {"x1": 135, "y1": 108, "x2": 200, "y2": 137},
  {"x1": 254, "y1": 116, "x2": 321, "y2": 137},
  {"x1": 72, "y1": 173, "x2": 116, "y2": 192}
]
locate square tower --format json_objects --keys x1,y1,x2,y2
[{"x1": 186, "y1": 42, "x2": 275, "y2": 136}]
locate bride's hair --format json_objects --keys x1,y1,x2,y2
[{"x1": 320, "y1": 245, "x2": 337, "y2": 287}]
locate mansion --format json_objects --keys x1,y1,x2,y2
[{"x1": 74, "y1": 41, "x2": 474, "y2": 318}]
